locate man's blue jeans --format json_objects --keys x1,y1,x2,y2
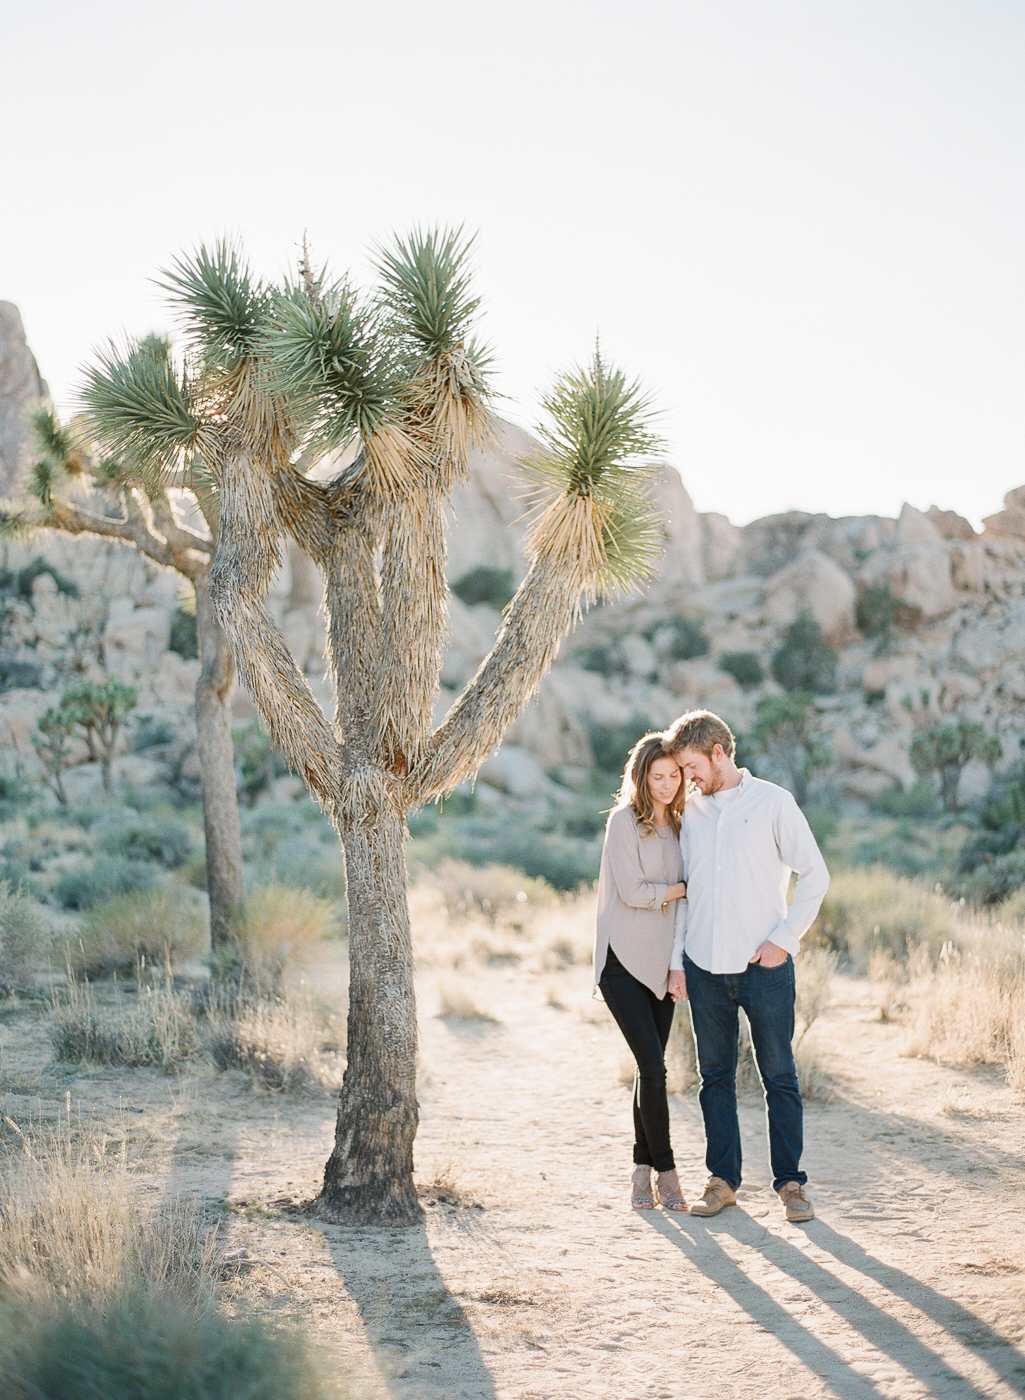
[{"x1": 683, "y1": 953, "x2": 806, "y2": 1193}]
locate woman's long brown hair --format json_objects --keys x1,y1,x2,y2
[{"x1": 614, "y1": 732, "x2": 685, "y2": 837}]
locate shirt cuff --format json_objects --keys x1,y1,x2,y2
[
  {"x1": 768, "y1": 925, "x2": 802, "y2": 956},
  {"x1": 652, "y1": 883, "x2": 669, "y2": 910},
  {"x1": 669, "y1": 951, "x2": 684, "y2": 971}
]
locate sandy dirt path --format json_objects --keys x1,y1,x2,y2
[{"x1": 3, "y1": 956, "x2": 1024, "y2": 1399}]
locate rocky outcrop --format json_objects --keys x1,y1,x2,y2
[
  {"x1": 3, "y1": 301, "x2": 1025, "y2": 814},
  {"x1": 0, "y1": 303, "x2": 48, "y2": 497}
]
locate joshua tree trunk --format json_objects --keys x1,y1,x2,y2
[
  {"x1": 34, "y1": 491, "x2": 247, "y2": 960},
  {"x1": 194, "y1": 576, "x2": 246, "y2": 954},
  {"x1": 320, "y1": 809, "x2": 420, "y2": 1223}
]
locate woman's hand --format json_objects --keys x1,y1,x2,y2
[{"x1": 668, "y1": 970, "x2": 688, "y2": 1001}]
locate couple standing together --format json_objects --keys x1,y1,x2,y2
[{"x1": 594, "y1": 708, "x2": 830, "y2": 1222}]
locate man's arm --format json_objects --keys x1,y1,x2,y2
[{"x1": 765, "y1": 794, "x2": 830, "y2": 956}]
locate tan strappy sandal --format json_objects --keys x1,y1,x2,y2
[
  {"x1": 631, "y1": 1164, "x2": 656, "y2": 1209},
  {"x1": 656, "y1": 1168, "x2": 688, "y2": 1211}
]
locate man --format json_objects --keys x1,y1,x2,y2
[{"x1": 665, "y1": 709, "x2": 829, "y2": 1223}]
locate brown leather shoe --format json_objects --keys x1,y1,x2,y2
[
  {"x1": 688, "y1": 1175, "x2": 737, "y2": 1216},
  {"x1": 778, "y1": 1181, "x2": 814, "y2": 1222},
  {"x1": 631, "y1": 1164, "x2": 656, "y2": 1209},
  {"x1": 655, "y1": 1169, "x2": 688, "y2": 1211}
]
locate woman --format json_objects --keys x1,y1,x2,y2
[{"x1": 594, "y1": 733, "x2": 688, "y2": 1210}]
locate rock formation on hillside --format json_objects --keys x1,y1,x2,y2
[
  {"x1": 0, "y1": 304, "x2": 48, "y2": 497},
  {"x1": 1, "y1": 305, "x2": 1023, "y2": 812}
]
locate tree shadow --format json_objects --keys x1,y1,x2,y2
[
  {"x1": 643, "y1": 1208, "x2": 1023, "y2": 1399},
  {"x1": 316, "y1": 1220, "x2": 498, "y2": 1399}
]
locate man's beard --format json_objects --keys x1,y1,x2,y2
[{"x1": 702, "y1": 765, "x2": 725, "y2": 796}]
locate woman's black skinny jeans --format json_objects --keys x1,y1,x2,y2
[{"x1": 599, "y1": 947, "x2": 676, "y2": 1172}]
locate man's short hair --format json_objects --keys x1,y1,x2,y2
[{"x1": 666, "y1": 709, "x2": 737, "y2": 761}]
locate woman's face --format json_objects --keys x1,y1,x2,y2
[{"x1": 646, "y1": 755, "x2": 682, "y2": 807}]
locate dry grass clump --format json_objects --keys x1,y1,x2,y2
[
  {"x1": 814, "y1": 867, "x2": 956, "y2": 971},
  {"x1": 0, "y1": 1112, "x2": 217, "y2": 1311},
  {"x1": 665, "y1": 1009, "x2": 697, "y2": 1094},
  {"x1": 410, "y1": 864, "x2": 593, "y2": 973},
  {"x1": 0, "y1": 1115, "x2": 327, "y2": 1400},
  {"x1": 902, "y1": 937, "x2": 1025, "y2": 1089},
  {"x1": 68, "y1": 889, "x2": 207, "y2": 979},
  {"x1": 0, "y1": 882, "x2": 46, "y2": 996},
  {"x1": 49, "y1": 974, "x2": 199, "y2": 1072},
  {"x1": 206, "y1": 988, "x2": 345, "y2": 1093},
  {"x1": 237, "y1": 883, "x2": 336, "y2": 989},
  {"x1": 49, "y1": 968, "x2": 344, "y2": 1093},
  {"x1": 434, "y1": 976, "x2": 499, "y2": 1023},
  {"x1": 418, "y1": 859, "x2": 554, "y2": 925}
]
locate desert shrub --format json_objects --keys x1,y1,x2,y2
[
  {"x1": 448, "y1": 824, "x2": 601, "y2": 891},
  {"x1": 869, "y1": 779, "x2": 941, "y2": 819},
  {"x1": 52, "y1": 855, "x2": 157, "y2": 911},
  {"x1": 957, "y1": 849, "x2": 1025, "y2": 906},
  {"x1": 10, "y1": 555, "x2": 79, "y2": 601},
  {"x1": 660, "y1": 617, "x2": 710, "y2": 662},
  {"x1": 420, "y1": 860, "x2": 553, "y2": 925},
  {"x1": 0, "y1": 771, "x2": 32, "y2": 821},
  {"x1": 233, "y1": 723, "x2": 288, "y2": 806},
  {"x1": 0, "y1": 1296, "x2": 325, "y2": 1400},
  {"x1": 237, "y1": 883, "x2": 336, "y2": 987},
  {"x1": 256, "y1": 836, "x2": 347, "y2": 902},
  {"x1": 240, "y1": 800, "x2": 309, "y2": 856},
  {"x1": 771, "y1": 614, "x2": 837, "y2": 694},
  {"x1": 134, "y1": 717, "x2": 179, "y2": 751},
  {"x1": 451, "y1": 565, "x2": 516, "y2": 610},
  {"x1": 69, "y1": 890, "x2": 207, "y2": 978},
  {"x1": 49, "y1": 976, "x2": 199, "y2": 1071},
  {"x1": 813, "y1": 867, "x2": 957, "y2": 971},
  {"x1": 168, "y1": 604, "x2": 199, "y2": 659},
  {"x1": 856, "y1": 583, "x2": 914, "y2": 645},
  {"x1": 96, "y1": 812, "x2": 195, "y2": 869},
  {"x1": 573, "y1": 642, "x2": 616, "y2": 674},
  {"x1": 719, "y1": 650, "x2": 764, "y2": 688},
  {"x1": 0, "y1": 882, "x2": 46, "y2": 995},
  {"x1": 0, "y1": 656, "x2": 42, "y2": 690},
  {"x1": 587, "y1": 715, "x2": 663, "y2": 774},
  {"x1": 206, "y1": 988, "x2": 344, "y2": 1092}
]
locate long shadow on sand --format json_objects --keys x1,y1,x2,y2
[
  {"x1": 315, "y1": 1220, "x2": 498, "y2": 1400},
  {"x1": 643, "y1": 1208, "x2": 1024, "y2": 1399}
]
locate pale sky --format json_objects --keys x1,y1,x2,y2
[{"x1": 2, "y1": 0, "x2": 1023, "y2": 528}]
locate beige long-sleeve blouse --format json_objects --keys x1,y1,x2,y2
[{"x1": 592, "y1": 804, "x2": 685, "y2": 999}]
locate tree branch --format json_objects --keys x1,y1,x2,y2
[
  {"x1": 405, "y1": 552, "x2": 582, "y2": 807},
  {"x1": 210, "y1": 451, "x2": 341, "y2": 806},
  {"x1": 47, "y1": 495, "x2": 209, "y2": 578}
]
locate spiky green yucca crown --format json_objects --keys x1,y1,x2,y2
[
  {"x1": 79, "y1": 230, "x2": 490, "y2": 482},
  {"x1": 521, "y1": 347, "x2": 665, "y2": 593}
]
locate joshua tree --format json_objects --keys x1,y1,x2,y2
[
  {"x1": 11, "y1": 389, "x2": 245, "y2": 950},
  {"x1": 79, "y1": 231, "x2": 664, "y2": 1225},
  {"x1": 910, "y1": 718, "x2": 1002, "y2": 813},
  {"x1": 750, "y1": 692, "x2": 831, "y2": 806}
]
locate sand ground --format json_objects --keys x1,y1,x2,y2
[{"x1": 2, "y1": 952, "x2": 1024, "y2": 1400}]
